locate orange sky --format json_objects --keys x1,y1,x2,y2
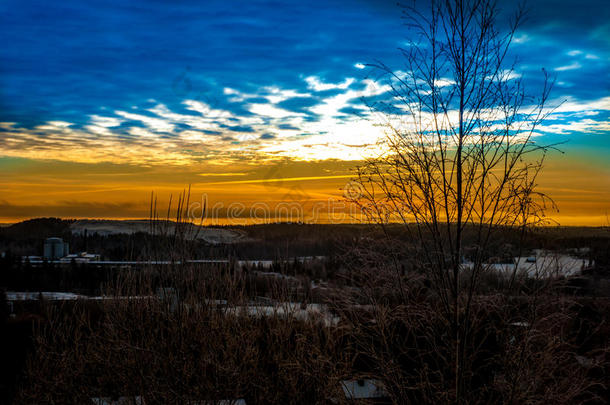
[{"x1": 1, "y1": 152, "x2": 609, "y2": 226}]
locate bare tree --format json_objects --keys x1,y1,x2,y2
[{"x1": 351, "y1": 0, "x2": 560, "y2": 401}]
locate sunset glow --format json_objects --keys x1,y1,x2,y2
[{"x1": 1, "y1": 0, "x2": 609, "y2": 225}]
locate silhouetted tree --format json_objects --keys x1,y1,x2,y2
[{"x1": 351, "y1": 0, "x2": 562, "y2": 401}]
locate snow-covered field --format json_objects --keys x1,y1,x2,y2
[
  {"x1": 465, "y1": 250, "x2": 589, "y2": 278},
  {"x1": 6, "y1": 291, "x2": 83, "y2": 301}
]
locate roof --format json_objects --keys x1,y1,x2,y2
[
  {"x1": 91, "y1": 397, "x2": 144, "y2": 405},
  {"x1": 341, "y1": 379, "x2": 388, "y2": 399},
  {"x1": 90, "y1": 397, "x2": 246, "y2": 405}
]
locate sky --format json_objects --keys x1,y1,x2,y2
[{"x1": 0, "y1": 0, "x2": 609, "y2": 225}]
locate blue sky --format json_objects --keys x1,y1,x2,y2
[
  {"x1": 0, "y1": 0, "x2": 609, "y2": 223},
  {"x1": 0, "y1": 0, "x2": 400, "y2": 126},
  {"x1": 1, "y1": 0, "x2": 607, "y2": 133}
]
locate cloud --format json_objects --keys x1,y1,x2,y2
[
  {"x1": 305, "y1": 76, "x2": 355, "y2": 91},
  {"x1": 513, "y1": 33, "x2": 530, "y2": 44},
  {"x1": 1, "y1": 73, "x2": 608, "y2": 167},
  {"x1": 89, "y1": 115, "x2": 124, "y2": 127},
  {"x1": 247, "y1": 103, "x2": 300, "y2": 119},
  {"x1": 198, "y1": 174, "x2": 354, "y2": 186},
  {"x1": 554, "y1": 62, "x2": 582, "y2": 71},
  {"x1": 0, "y1": 74, "x2": 392, "y2": 164},
  {"x1": 261, "y1": 86, "x2": 310, "y2": 104},
  {"x1": 115, "y1": 111, "x2": 175, "y2": 132},
  {"x1": 309, "y1": 79, "x2": 389, "y2": 117},
  {"x1": 198, "y1": 172, "x2": 248, "y2": 177},
  {"x1": 550, "y1": 96, "x2": 610, "y2": 113},
  {"x1": 538, "y1": 118, "x2": 610, "y2": 135},
  {"x1": 0, "y1": 200, "x2": 144, "y2": 219}
]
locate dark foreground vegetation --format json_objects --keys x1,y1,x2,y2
[{"x1": 1, "y1": 218, "x2": 609, "y2": 404}]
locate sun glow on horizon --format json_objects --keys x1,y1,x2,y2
[{"x1": 1, "y1": 0, "x2": 609, "y2": 226}]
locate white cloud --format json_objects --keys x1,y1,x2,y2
[
  {"x1": 6, "y1": 72, "x2": 608, "y2": 167},
  {"x1": 44, "y1": 121, "x2": 72, "y2": 128},
  {"x1": 247, "y1": 103, "x2": 301, "y2": 119},
  {"x1": 305, "y1": 76, "x2": 355, "y2": 91},
  {"x1": 261, "y1": 86, "x2": 310, "y2": 104},
  {"x1": 148, "y1": 103, "x2": 228, "y2": 132},
  {"x1": 128, "y1": 126, "x2": 157, "y2": 138},
  {"x1": 550, "y1": 96, "x2": 610, "y2": 113},
  {"x1": 89, "y1": 115, "x2": 124, "y2": 128},
  {"x1": 435, "y1": 77, "x2": 456, "y2": 87},
  {"x1": 115, "y1": 111, "x2": 175, "y2": 132},
  {"x1": 224, "y1": 86, "x2": 309, "y2": 104},
  {"x1": 84, "y1": 125, "x2": 112, "y2": 136},
  {"x1": 513, "y1": 33, "x2": 530, "y2": 44},
  {"x1": 538, "y1": 118, "x2": 610, "y2": 135},
  {"x1": 223, "y1": 87, "x2": 258, "y2": 102},
  {"x1": 309, "y1": 79, "x2": 389, "y2": 118},
  {"x1": 500, "y1": 70, "x2": 522, "y2": 81},
  {"x1": 183, "y1": 100, "x2": 233, "y2": 120},
  {"x1": 554, "y1": 62, "x2": 582, "y2": 71}
]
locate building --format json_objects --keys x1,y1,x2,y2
[
  {"x1": 91, "y1": 397, "x2": 145, "y2": 405},
  {"x1": 90, "y1": 397, "x2": 246, "y2": 405},
  {"x1": 41, "y1": 237, "x2": 102, "y2": 263},
  {"x1": 340, "y1": 379, "x2": 390, "y2": 403},
  {"x1": 43, "y1": 237, "x2": 69, "y2": 260},
  {"x1": 59, "y1": 252, "x2": 101, "y2": 263}
]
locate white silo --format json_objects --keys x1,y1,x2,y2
[{"x1": 43, "y1": 237, "x2": 66, "y2": 260}]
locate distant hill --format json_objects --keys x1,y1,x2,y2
[
  {"x1": 2, "y1": 217, "x2": 608, "y2": 249},
  {"x1": 0, "y1": 218, "x2": 73, "y2": 240},
  {"x1": 69, "y1": 219, "x2": 246, "y2": 244}
]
